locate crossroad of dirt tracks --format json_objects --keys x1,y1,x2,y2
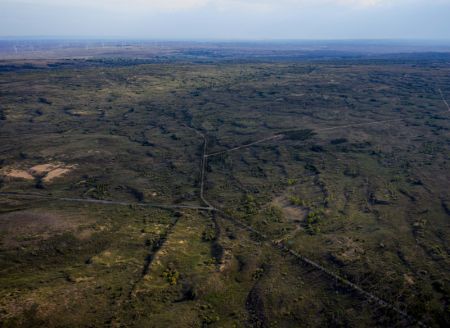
[{"x1": 194, "y1": 121, "x2": 428, "y2": 327}]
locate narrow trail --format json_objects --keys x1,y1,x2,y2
[
  {"x1": 206, "y1": 117, "x2": 405, "y2": 158},
  {"x1": 183, "y1": 124, "x2": 215, "y2": 210},
  {"x1": 206, "y1": 134, "x2": 283, "y2": 158},
  {"x1": 0, "y1": 192, "x2": 214, "y2": 211},
  {"x1": 315, "y1": 117, "x2": 405, "y2": 132},
  {"x1": 199, "y1": 132, "x2": 215, "y2": 210},
  {"x1": 438, "y1": 88, "x2": 450, "y2": 112},
  {"x1": 193, "y1": 125, "x2": 427, "y2": 327},
  {"x1": 206, "y1": 98, "x2": 450, "y2": 158}
]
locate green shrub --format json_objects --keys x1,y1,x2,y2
[
  {"x1": 287, "y1": 178, "x2": 297, "y2": 186},
  {"x1": 289, "y1": 196, "x2": 304, "y2": 207},
  {"x1": 202, "y1": 225, "x2": 216, "y2": 242},
  {"x1": 162, "y1": 268, "x2": 180, "y2": 285},
  {"x1": 264, "y1": 205, "x2": 283, "y2": 222}
]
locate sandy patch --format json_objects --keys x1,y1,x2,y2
[
  {"x1": 76, "y1": 228, "x2": 95, "y2": 240},
  {"x1": 73, "y1": 110, "x2": 91, "y2": 116},
  {"x1": 71, "y1": 276, "x2": 95, "y2": 283},
  {"x1": 30, "y1": 163, "x2": 76, "y2": 182},
  {"x1": 1, "y1": 162, "x2": 76, "y2": 183},
  {"x1": 43, "y1": 168, "x2": 73, "y2": 182},
  {"x1": 91, "y1": 250, "x2": 127, "y2": 266},
  {"x1": 272, "y1": 196, "x2": 307, "y2": 222},
  {"x1": 282, "y1": 206, "x2": 307, "y2": 221},
  {"x1": 4, "y1": 169, "x2": 34, "y2": 180},
  {"x1": 328, "y1": 236, "x2": 365, "y2": 265},
  {"x1": 219, "y1": 249, "x2": 233, "y2": 272},
  {"x1": 404, "y1": 274, "x2": 415, "y2": 285},
  {"x1": 66, "y1": 109, "x2": 92, "y2": 116},
  {"x1": 29, "y1": 164, "x2": 56, "y2": 175}
]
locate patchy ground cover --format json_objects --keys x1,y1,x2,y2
[{"x1": 0, "y1": 55, "x2": 449, "y2": 327}]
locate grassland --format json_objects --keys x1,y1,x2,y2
[{"x1": 0, "y1": 52, "x2": 449, "y2": 327}]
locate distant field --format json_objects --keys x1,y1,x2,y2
[{"x1": 0, "y1": 51, "x2": 449, "y2": 327}]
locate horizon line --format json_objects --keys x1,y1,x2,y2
[{"x1": 1, "y1": 36, "x2": 450, "y2": 43}]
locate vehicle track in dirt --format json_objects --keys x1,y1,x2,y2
[{"x1": 0, "y1": 192, "x2": 214, "y2": 211}]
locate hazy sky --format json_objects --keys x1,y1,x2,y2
[{"x1": 1, "y1": 0, "x2": 450, "y2": 39}]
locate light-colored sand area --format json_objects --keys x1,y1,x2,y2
[
  {"x1": 43, "y1": 167, "x2": 73, "y2": 182},
  {"x1": 1, "y1": 162, "x2": 76, "y2": 183},
  {"x1": 272, "y1": 196, "x2": 307, "y2": 222},
  {"x1": 4, "y1": 169, "x2": 34, "y2": 180},
  {"x1": 29, "y1": 163, "x2": 56, "y2": 174}
]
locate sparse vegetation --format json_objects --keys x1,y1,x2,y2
[{"x1": 1, "y1": 48, "x2": 449, "y2": 327}]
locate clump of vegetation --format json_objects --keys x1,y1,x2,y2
[
  {"x1": 241, "y1": 194, "x2": 258, "y2": 216},
  {"x1": 264, "y1": 205, "x2": 283, "y2": 222},
  {"x1": 78, "y1": 177, "x2": 110, "y2": 199},
  {"x1": 202, "y1": 224, "x2": 216, "y2": 241},
  {"x1": 203, "y1": 257, "x2": 217, "y2": 265},
  {"x1": 287, "y1": 178, "x2": 297, "y2": 186},
  {"x1": 162, "y1": 267, "x2": 180, "y2": 285},
  {"x1": 304, "y1": 209, "x2": 323, "y2": 235},
  {"x1": 252, "y1": 267, "x2": 265, "y2": 281},
  {"x1": 199, "y1": 304, "x2": 220, "y2": 326},
  {"x1": 305, "y1": 210, "x2": 322, "y2": 224},
  {"x1": 289, "y1": 196, "x2": 305, "y2": 207}
]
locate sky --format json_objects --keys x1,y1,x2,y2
[{"x1": 1, "y1": 0, "x2": 450, "y2": 39}]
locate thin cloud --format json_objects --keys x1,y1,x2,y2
[
  {"x1": 1, "y1": 0, "x2": 209, "y2": 11},
  {"x1": 1, "y1": 0, "x2": 438, "y2": 12},
  {"x1": 2, "y1": 0, "x2": 449, "y2": 39}
]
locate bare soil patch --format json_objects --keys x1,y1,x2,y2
[
  {"x1": 272, "y1": 196, "x2": 307, "y2": 222},
  {"x1": 328, "y1": 236, "x2": 365, "y2": 265},
  {"x1": 29, "y1": 164, "x2": 56, "y2": 175},
  {"x1": 43, "y1": 167, "x2": 73, "y2": 182},
  {"x1": 1, "y1": 162, "x2": 76, "y2": 183},
  {"x1": 4, "y1": 169, "x2": 34, "y2": 180}
]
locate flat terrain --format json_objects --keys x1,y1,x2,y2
[{"x1": 0, "y1": 47, "x2": 449, "y2": 327}]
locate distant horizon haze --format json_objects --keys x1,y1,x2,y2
[{"x1": 1, "y1": 0, "x2": 450, "y2": 39}]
